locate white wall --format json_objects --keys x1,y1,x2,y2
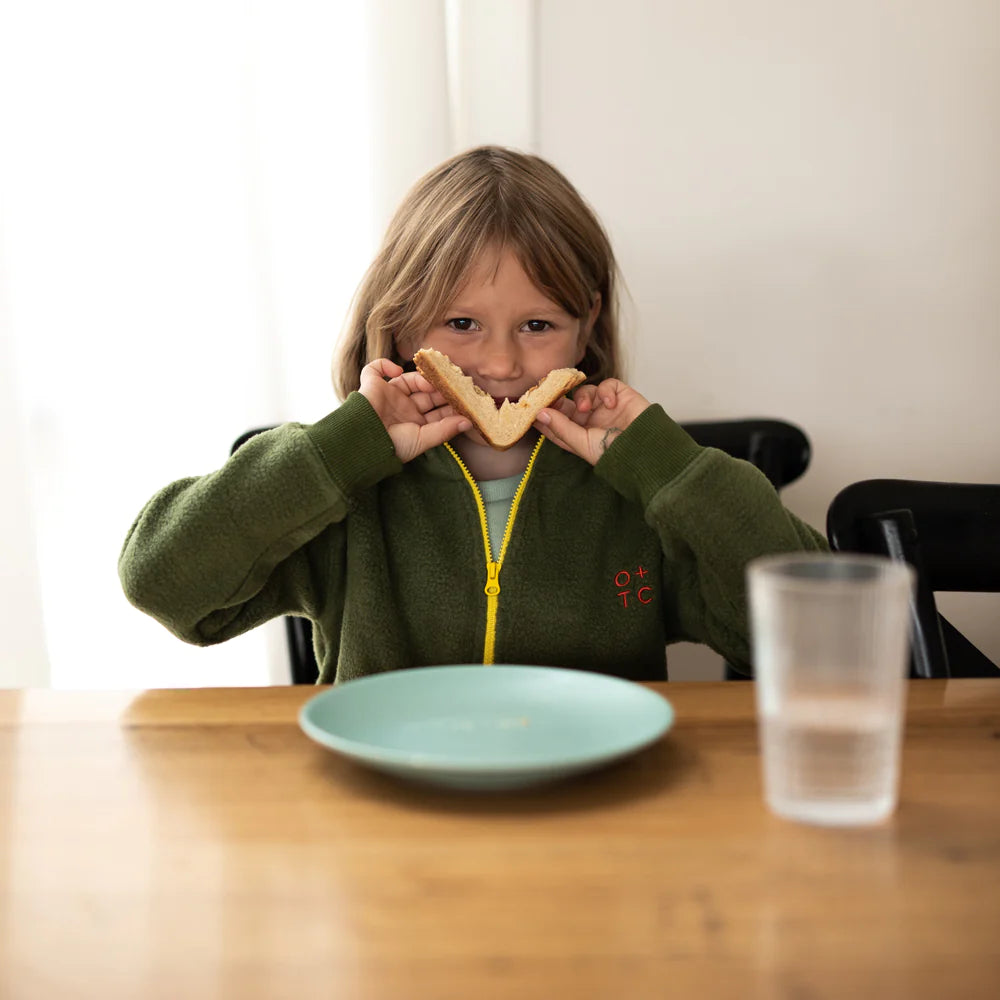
[{"x1": 537, "y1": 0, "x2": 1000, "y2": 677}]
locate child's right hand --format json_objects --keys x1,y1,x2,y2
[{"x1": 359, "y1": 358, "x2": 471, "y2": 463}]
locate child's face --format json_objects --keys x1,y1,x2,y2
[{"x1": 418, "y1": 247, "x2": 597, "y2": 421}]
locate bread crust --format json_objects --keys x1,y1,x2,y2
[{"x1": 413, "y1": 348, "x2": 586, "y2": 450}]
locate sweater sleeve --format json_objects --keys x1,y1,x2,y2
[
  {"x1": 118, "y1": 392, "x2": 401, "y2": 647},
  {"x1": 594, "y1": 404, "x2": 828, "y2": 672}
]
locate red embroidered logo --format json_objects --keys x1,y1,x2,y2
[{"x1": 614, "y1": 566, "x2": 653, "y2": 608}]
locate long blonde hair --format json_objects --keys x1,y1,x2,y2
[{"x1": 333, "y1": 146, "x2": 622, "y2": 400}]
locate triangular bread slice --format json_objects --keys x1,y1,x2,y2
[{"x1": 413, "y1": 348, "x2": 586, "y2": 450}]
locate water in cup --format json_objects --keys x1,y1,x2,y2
[
  {"x1": 760, "y1": 694, "x2": 902, "y2": 825},
  {"x1": 748, "y1": 553, "x2": 915, "y2": 827}
]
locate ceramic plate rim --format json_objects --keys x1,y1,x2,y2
[{"x1": 298, "y1": 664, "x2": 674, "y2": 775}]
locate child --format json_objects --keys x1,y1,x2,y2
[{"x1": 120, "y1": 145, "x2": 826, "y2": 683}]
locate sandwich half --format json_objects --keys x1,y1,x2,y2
[{"x1": 413, "y1": 348, "x2": 586, "y2": 450}]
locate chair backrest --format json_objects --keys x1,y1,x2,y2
[
  {"x1": 679, "y1": 418, "x2": 810, "y2": 490},
  {"x1": 234, "y1": 417, "x2": 813, "y2": 683},
  {"x1": 826, "y1": 478, "x2": 1000, "y2": 679}
]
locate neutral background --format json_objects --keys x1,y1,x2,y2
[
  {"x1": 537, "y1": 0, "x2": 1000, "y2": 678},
  {"x1": 1, "y1": 0, "x2": 997, "y2": 686}
]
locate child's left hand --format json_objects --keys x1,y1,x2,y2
[{"x1": 534, "y1": 379, "x2": 651, "y2": 466}]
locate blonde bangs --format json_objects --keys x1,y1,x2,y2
[{"x1": 376, "y1": 222, "x2": 501, "y2": 361}]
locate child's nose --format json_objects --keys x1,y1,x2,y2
[{"x1": 477, "y1": 336, "x2": 521, "y2": 380}]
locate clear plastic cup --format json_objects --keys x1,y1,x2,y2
[{"x1": 747, "y1": 553, "x2": 915, "y2": 826}]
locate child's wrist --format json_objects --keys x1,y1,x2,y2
[
  {"x1": 594, "y1": 405, "x2": 702, "y2": 507},
  {"x1": 306, "y1": 393, "x2": 402, "y2": 494}
]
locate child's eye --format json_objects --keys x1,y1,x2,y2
[
  {"x1": 522, "y1": 320, "x2": 552, "y2": 333},
  {"x1": 446, "y1": 317, "x2": 479, "y2": 332}
]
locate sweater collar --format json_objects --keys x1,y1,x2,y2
[{"x1": 416, "y1": 436, "x2": 588, "y2": 480}]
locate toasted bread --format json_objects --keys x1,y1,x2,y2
[{"x1": 413, "y1": 348, "x2": 586, "y2": 450}]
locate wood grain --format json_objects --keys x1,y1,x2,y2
[{"x1": 1, "y1": 680, "x2": 998, "y2": 999}]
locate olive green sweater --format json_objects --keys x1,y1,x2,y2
[{"x1": 119, "y1": 393, "x2": 826, "y2": 682}]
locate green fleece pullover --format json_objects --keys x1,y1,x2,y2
[{"x1": 119, "y1": 393, "x2": 827, "y2": 682}]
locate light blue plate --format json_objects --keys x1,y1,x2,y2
[{"x1": 299, "y1": 664, "x2": 673, "y2": 790}]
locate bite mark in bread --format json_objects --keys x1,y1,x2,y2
[{"x1": 413, "y1": 348, "x2": 586, "y2": 450}]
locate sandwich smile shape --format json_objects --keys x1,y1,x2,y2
[{"x1": 413, "y1": 348, "x2": 586, "y2": 451}]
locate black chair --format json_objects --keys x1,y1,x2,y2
[
  {"x1": 234, "y1": 418, "x2": 813, "y2": 684},
  {"x1": 681, "y1": 419, "x2": 812, "y2": 680},
  {"x1": 827, "y1": 479, "x2": 1000, "y2": 679},
  {"x1": 679, "y1": 418, "x2": 811, "y2": 492}
]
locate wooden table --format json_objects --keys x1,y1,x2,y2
[{"x1": 1, "y1": 680, "x2": 998, "y2": 999}]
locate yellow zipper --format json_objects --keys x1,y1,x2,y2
[{"x1": 444, "y1": 437, "x2": 544, "y2": 664}]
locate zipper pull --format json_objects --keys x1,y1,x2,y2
[{"x1": 484, "y1": 561, "x2": 501, "y2": 597}]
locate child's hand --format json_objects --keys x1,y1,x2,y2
[
  {"x1": 359, "y1": 359, "x2": 471, "y2": 463},
  {"x1": 533, "y1": 379, "x2": 650, "y2": 466}
]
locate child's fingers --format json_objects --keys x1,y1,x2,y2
[
  {"x1": 423, "y1": 401, "x2": 457, "y2": 423},
  {"x1": 549, "y1": 396, "x2": 589, "y2": 427},
  {"x1": 359, "y1": 359, "x2": 404, "y2": 399},
  {"x1": 597, "y1": 378, "x2": 623, "y2": 409},
  {"x1": 393, "y1": 383, "x2": 447, "y2": 415},
  {"x1": 365, "y1": 358, "x2": 404, "y2": 380},
  {"x1": 572, "y1": 385, "x2": 599, "y2": 413},
  {"x1": 389, "y1": 370, "x2": 437, "y2": 397}
]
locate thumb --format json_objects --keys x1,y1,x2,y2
[
  {"x1": 535, "y1": 407, "x2": 588, "y2": 457},
  {"x1": 415, "y1": 415, "x2": 473, "y2": 453}
]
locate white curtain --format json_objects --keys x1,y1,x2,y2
[{"x1": 0, "y1": 0, "x2": 481, "y2": 688}]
